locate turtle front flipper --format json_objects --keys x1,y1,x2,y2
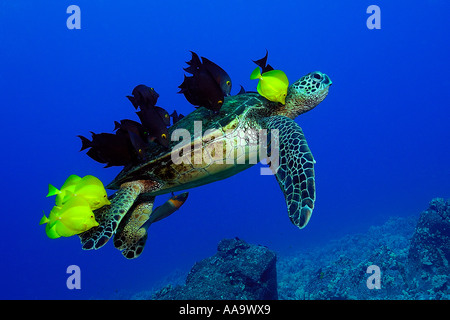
[
  {"x1": 263, "y1": 115, "x2": 316, "y2": 229},
  {"x1": 114, "y1": 192, "x2": 189, "y2": 259},
  {"x1": 79, "y1": 180, "x2": 158, "y2": 250}
]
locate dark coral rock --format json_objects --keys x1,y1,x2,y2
[
  {"x1": 153, "y1": 238, "x2": 277, "y2": 300},
  {"x1": 407, "y1": 198, "x2": 450, "y2": 297}
]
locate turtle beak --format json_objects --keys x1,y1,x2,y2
[{"x1": 323, "y1": 74, "x2": 332, "y2": 86}]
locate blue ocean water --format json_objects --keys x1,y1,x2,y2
[{"x1": 0, "y1": 0, "x2": 448, "y2": 299}]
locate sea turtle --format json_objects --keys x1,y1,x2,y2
[{"x1": 79, "y1": 71, "x2": 332, "y2": 258}]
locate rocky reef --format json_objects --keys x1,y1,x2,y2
[
  {"x1": 278, "y1": 198, "x2": 449, "y2": 299},
  {"x1": 406, "y1": 198, "x2": 450, "y2": 298},
  {"x1": 144, "y1": 198, "x2": 449, "y2": 300},
  {"x1": 153, "y1": 237, "x2": 277, "y2": 300}
]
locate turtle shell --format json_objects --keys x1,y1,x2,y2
[{"x1": 107, "y1": 93, "x2": 271, "y2": 194}]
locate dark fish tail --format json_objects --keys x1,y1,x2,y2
[{"x1": 78, "y1": 135, "x2": 92, "y2": 151}]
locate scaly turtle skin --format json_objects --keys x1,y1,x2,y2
[{"x1": 79, "y1": 71, "x2": 332, "y2": 258}]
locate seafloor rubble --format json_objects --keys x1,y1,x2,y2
[
  {"x1": 141, "y1": 198, "x2": 449, "y2": 300},
  {"x1": 152, "y1": 237, "x2": 277, "y2": 300}
]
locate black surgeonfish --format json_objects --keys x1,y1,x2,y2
[
  {"x1": 78, "y1": 132, "x2": 133, "y2": 167},
  {"x1": 178, "y1": 51, "x2": 232, "y2": 112},
  {"x1": 126, "y1": 85, "x2": 159, "y2": 110},
  {"x1": 135, "y1": 106, "x2": 170, "y2": 148},
  {"x1": 252, "y1": 50, "x2": 274, "y2": 73},
  {"x1": 127, "y1": 85, "x2": 170, "y2": 148}
]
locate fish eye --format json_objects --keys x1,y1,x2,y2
[
  {"x1": 165, "y1": 114, "x2": 169, "y2": 118},
  {"x1": 218, "y1": 100, "x2": 223, "y2": 104},
  {"x1": 226, "y1": 81, "x2": 231, "y2": 86},
  {"x1": 161, "y1": 133, "x2": 167, "y2": 139}
]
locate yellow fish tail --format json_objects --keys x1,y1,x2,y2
[
  {"x1": 250, "y1": 67, "x2": 262, "y2": 80},
  {"x1": 46, "y1": 184, "x2": 60, "y2": 197},
  {"x1": 40, "y1": 214, "x2": 49, "y2": 225}
]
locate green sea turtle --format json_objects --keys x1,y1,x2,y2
[{"x1": 79, "y1": 71, "x2": 332, "y2": 258}]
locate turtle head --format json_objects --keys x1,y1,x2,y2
[{"x1": 280, "y1": 71, "x2": 332, "y2": 119}]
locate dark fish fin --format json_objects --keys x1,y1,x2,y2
[
  {"x1": 253, "y1": 49, "x2": 269, "y2": 68},
  {"x1": 264, "y1": 64, "x2": 274, "y2": 73},
  {"x1": 126, "y1": 95, "x2": 139, "y2": 109},
  {"x1": 183, "y1": 51, "x2": 202, "y2": 75},
  {"x1": 253, "y1": 49, "x2": 274, "y2": 73},
  {"x1": 177, "y1": 75, "x2": 190, "y2": 93},
  {"x1": 238, "y1": 85, "x2": 246, "y2": 95},
  {"x1": 113, "y1": 121, "x2": 121, "y2": 131}
]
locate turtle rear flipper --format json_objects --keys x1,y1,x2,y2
[
  {"x1": 79, "y1": 182, "x2": 149, "y2": 250},
  {"x1": 263, "y1": 116, "x2": 315, "y2": 228},
  {"x1": 113, "y1": 199, "x2": 155, "y2": 259},
  {"x1": 114, "y1": 192, "x2": 189, "y2": 259}
]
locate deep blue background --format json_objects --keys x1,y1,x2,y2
[{"x1": 1, "y1": 0, "x2": 448, "y2": 299}]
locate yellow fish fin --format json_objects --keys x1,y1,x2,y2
[
  {"x1": 45, "y1": 224, "x2": 61, "y2": 239},
  {"x1": 61, "y1": 174, "x2": 82, "y2": 189},
  {"x1": 250, "y1": 67, "x2": 262, "y2": 80},
  {"x1": 54, "y1": 221, "x2": 78, "y2": 237},
  {"x1": 256, "y1": 80, "x2": 263, "y2": 98},
  {"x1": 46, "y1": 184, "x2": 60, "y2": 197},
  {"x1": 263, "y1": 69, "x2": 289, "y2": 87}
]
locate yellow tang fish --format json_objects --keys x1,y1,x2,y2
[
  {"x1": 40, "y1": 197, "x2": 99, "y2": 239},
  {"x1": 250, "y1": 67, "x2": 289, "y2": 104},
  {"x1": 47, "y1": 175, "x2": 111, "y2": 210}
]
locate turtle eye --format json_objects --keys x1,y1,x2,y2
[{"x1": 313, "y1": 73, "x2": 322, "y2": 80}]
